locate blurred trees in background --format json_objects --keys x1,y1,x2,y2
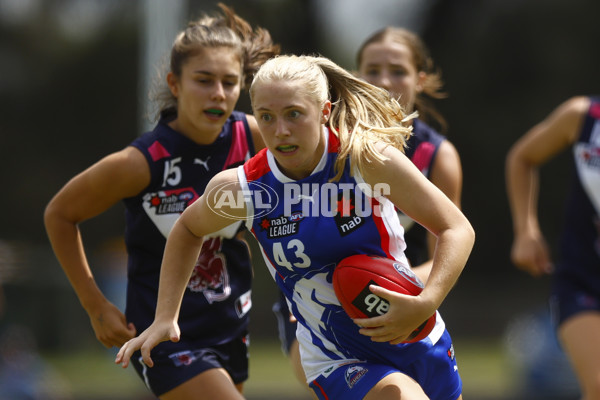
[{"x1": 0, "y1": 0, "x2": 599, "y2": 350}]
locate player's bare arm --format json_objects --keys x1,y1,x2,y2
[
  {"x1": 44, "y1": 146, "x2": 148, "y2": 347},
  {"x1": 415, "y1": 139, "x2": 463, "y2": 281},
  {"x1": 358, "y1": 143, "x2": 474, "y2": 342},
  {"x1": 116, "y1": 168, "x2": 246, "y2": 367},
  {"x1": 506, "y1": 96, "x2": 590, "y2": 276}
]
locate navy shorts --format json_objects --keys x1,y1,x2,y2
[
  {"x1": 131, "y1": 330, "x2": 249, "y2": 397},
  {"x1": 309, "y1": 330, "x2": 462, "y2": 400},
  {"x1": 273, "y1": 291, "x2": 298, "y2": 355},
  {"x1": 551, "y1": 269, "x2": 600, "y2": 327}
]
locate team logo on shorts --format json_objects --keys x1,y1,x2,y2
[
  {"x1": 345, "y1": 365, "x2": 368, "y2": 389},
  {"x1": 169, "y1": 350, "x2": 200, "y2": 367},
  {"x1": 169, "y1": 349, "x2": 216, "y2": 367}
]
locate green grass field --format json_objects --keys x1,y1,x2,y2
[{"x1": 40, "y1": 337, "x2": 517, "y2": 400}]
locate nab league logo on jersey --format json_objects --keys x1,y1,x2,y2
[
  {"x1": 188, "y1": 237, "x2": 231, "y2": 303},
  {"x1": 334, "y1": 190, "x2": 367, "y2": 236},
  {"x1": 578, "y1": 145, "x2": 600, "y2": 168},
  {"x1": 260, "y1": 212, "x2": 304, "y2": 239},
  {"x1": 142, "y1": 188, "x2": 199, "y2": 238},
  {"x1": 148, "y1": 188, "x2": 196, "y2": 213}
]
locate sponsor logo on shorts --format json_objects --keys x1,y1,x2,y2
[{"x1": 345, "y1": 365, "x2": 368, "y2": 389}]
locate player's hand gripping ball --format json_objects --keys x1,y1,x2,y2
[{"x1": 333, "y1": 254, "x2": 436, "y2": 343}]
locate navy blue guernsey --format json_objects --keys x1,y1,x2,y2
[
  {"x1": 401, "y1": 119, "x2": 445, "y2": 266},
  {"x1": 558, "y1": 96, "x2": 600, "y2": 290},
  {"x1": 123, "y1": 110, "x2": 254, "y2": 348}
]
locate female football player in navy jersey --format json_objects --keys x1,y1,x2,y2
[
  {"x1": 116, "y1": 54, "x2": 474, "y2": 400},
  {"x1": 506, "y1": 95, "x2": 600, "y2": 400},
  {"x1": 44, "y1": 4, "x2": 278, "y2": 399},
  {"x1": 274, "y1": 27, "x2": 464, "y2": 386}
]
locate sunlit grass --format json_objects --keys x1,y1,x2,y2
[
  {"x1": 42, "y1": 337, "x2": 517, "y2": 399},
  {"x1": 42, "y1": 348, "x2": 150, "y2": 399},
  {"x1": 454, "y1": 338, "x2": 516, "y2": 398}
]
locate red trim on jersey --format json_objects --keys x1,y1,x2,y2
[
  {"x1": 327, "y1": 127, "x2": 341, "y2": 153},
  {"x1": 311, "y1": 380, "x2": 329, "y2": 399},
  {"x1": 244, "y1": 148, "x2": 271, "y2": 181},
  {"x1": 411, "y1": 142, "x2": 436, "y2": 173},
  {"x1": 224, "y1": 120, "x2": 250, "y2": 169},
  {"x1": 244, "y1": 127, "x2": 338, "y2": 181},
  {"x1": 148, "y1": 141, "x2": 171, "y2": 161},
  {"x1": 371, "y1": 197, "x2": 392, "y2": 258}
]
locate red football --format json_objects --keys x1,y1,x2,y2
[{"x1": 333, "y1": 254, "x2": 436, "y2": 343}]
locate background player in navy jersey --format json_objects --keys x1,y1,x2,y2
[
  {"x1": 116, "y1": 54, "x2": 474, "y2": 400},
  {"x1": 506, "y1": 95, "x2": 600, "y2": 399},
  {"x1": 357, "y1": 27, "x2": 462, "y2": 272},
  {"x1": 44, "y1": 4, "x2": 278, "y2": 399},
  {"x1": 273, "y1": 26, "x2": 464, "y2": 386}
]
